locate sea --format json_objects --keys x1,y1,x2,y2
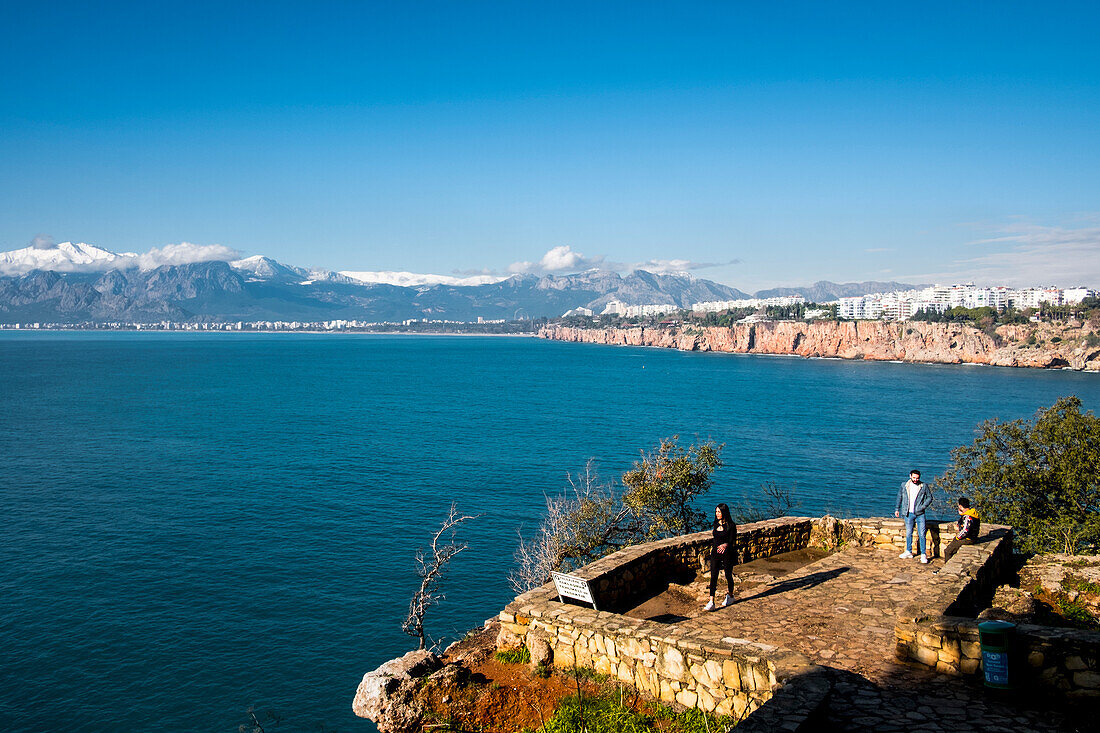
[{"x1": 3, "y1": 332, "x2": 1099, "y2": 732}]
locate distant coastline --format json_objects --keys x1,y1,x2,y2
[
  {"x1": 539, "y1": 320, "x2": 1100, "y2": 371},
  {"x1": 0, "y1": 327, "x2": 538, "y2": 337}
]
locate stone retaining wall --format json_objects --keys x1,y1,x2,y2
[
  {"x1": 498, "y1": 517, "x2": 826, "y2": 722},
  {"x1": 499, "y1": 515, "x2": 1099, "y2": 726},
  {"x1": 892, "y1": 526, "x2": 1100, "y2": 696},
  {"x1": 567, "y1": 517, "x2": 815, "y2": 611},
  {"x1": 844, "y1": 516, "x2": 965, "y2": 560}
]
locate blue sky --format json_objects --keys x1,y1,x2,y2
[{"x1": 2, "y1": 1, "x2": 1098, "y2": 289}]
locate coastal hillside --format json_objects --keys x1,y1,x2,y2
[{"x1": 540, "y1": 320, "x2": 1100, "y2": 371}]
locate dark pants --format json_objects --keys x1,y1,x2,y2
[
  {"x1": 709, "y1": 548, "x2": 734, "y2": 596},
  {"x1": 944, "y1": 537, "x2": 974, "y2": 562}
]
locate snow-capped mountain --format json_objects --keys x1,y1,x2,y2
[
  {"x1": 1, "y1": 240, "x2": 864, "y2": 323},
  {"x1": 0, "y1": 241, "x2": 136, "y2": 276},
  {"x1": 340, "y1": 270, "x2": 509, "y2": 287},
  {"x1": 229, "y1": 255, "x2": 303, "y2": 281}
]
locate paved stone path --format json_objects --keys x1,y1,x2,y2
[{"x1": 676, "y1": 545, "x2": 1085, "y2": 732}]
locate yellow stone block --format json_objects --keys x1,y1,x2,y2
[
  {"x1": 676, "y1": 689, "x2": 698, "y2": 708},
  {"x1": 723, "y1": 660, "x2": 741, "y2": 690},
  {"x1": 659, "y1": 679, "x2": 675, "y2": 704},
  {"x1": 914, "y1": 645, "x2": 939, "y2": 667}
]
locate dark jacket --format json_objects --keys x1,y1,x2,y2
[
  {"x1": 957, "y1": 508, "x2": 980, "y2": 540},
  {"x1": 895, "y1": 480, "x2": 933, "y2": 517}
]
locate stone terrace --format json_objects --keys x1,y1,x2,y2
[
  {"x1": 499, "y1": 517, "x2": 1089, "y2": 731},
  {"x1": 685, "y1": 543, "x2": 1075, "y2": 731}
]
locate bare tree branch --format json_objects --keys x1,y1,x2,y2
[{"x1": 403, "y1": 503, "x2": 479, "y2": 650}]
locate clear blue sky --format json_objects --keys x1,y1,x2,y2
[{"x1": 2, "y1": 1, "x2": 1098, "y2": 289}]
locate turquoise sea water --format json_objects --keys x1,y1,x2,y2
[{"x1": 3, "y1": 332, "x2": 1100, "y2": 732}]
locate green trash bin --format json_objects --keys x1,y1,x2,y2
[{"x1": 978, "y1": 620, "x2": 1015, "y2": 689}]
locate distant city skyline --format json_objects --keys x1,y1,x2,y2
[{"x1": 2, "y1": 2, "x2": 1098, "y2": 290}]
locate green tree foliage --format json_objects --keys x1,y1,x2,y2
[
  {"x1": 936, "y1": 397, "x2": 1100, "y2": 554},
  {"x1": 621, "y1": 438, "x2": 723, "y2": 539},
  {"x1": 510, "y1": 439, "x2": 723, "y2": 591}
]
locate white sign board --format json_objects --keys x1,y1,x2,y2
[{"x1": 551, "y1": 571, "x2": 599, "y2": 610}]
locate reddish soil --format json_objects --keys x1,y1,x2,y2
[
  {"x1": 422, "y1": 622, "x2": 702, "y2": 732},
  {"x1": 416, "y1": 623, "x2": 604, "y2": 732}
]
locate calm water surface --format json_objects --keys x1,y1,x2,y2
[{"x1": 2, "y1": 333, "x2": 1099, "y2": 731}]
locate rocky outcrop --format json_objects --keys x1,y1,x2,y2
[
  {"x1": 352, "y1": 649, "x2": 442, "y2": 732},
  {"x1": 540, "y1": 320, "x2": 1100, "y2": 371}
]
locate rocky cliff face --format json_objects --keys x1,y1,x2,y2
[{"x1": 540, "y1": 321, "x2": 1100, "y2": 371}]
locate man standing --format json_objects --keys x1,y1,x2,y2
[{"x1": 895, "y1": 469, "x2": 933, "y2": 563}]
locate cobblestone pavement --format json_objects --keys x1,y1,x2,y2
[{"x1": 679, "y1": 546, "x2": 1087, "y2": 732}]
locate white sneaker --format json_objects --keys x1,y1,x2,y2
[
  {"x1": 722, "y1": 594, "x2": 734, "y2": 607},
  {"x1": 899, "y1": 551, "x2": 914, "y2": 559},
  {"x1": 920, "y1": 556, "x2": 929, "y2": 564},
  {"x1": 703, "y1": 600, "x2": 716, "y2": 612}
]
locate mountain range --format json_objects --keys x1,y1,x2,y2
[{"x1": 0, "y1": 242, "x2": 921, "y2": 324}]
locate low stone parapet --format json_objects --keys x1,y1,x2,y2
[
  {"x1": 892, "y1": 526, "x2": 1100, "y2": 696},
  {"x1": 896, "y1": 615, "x2": 1100, "y2": 696},
  {"x1": 499, "y1": 517, "x2": 825, "y2": 720},
  {"x1": 845, "y1": 516, "x2": 968, "y2": 559}
]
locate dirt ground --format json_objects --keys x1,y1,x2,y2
[
  {"x1": 623, "y1": 547, "x2": 833, "y2": 622},
  {"x1": 414, "y1": 623, "x2": 605, "y2": 732}
]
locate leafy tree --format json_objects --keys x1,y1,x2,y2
[
  {"x1": 510, "y1": 461, "x2": 631, "y2": 592},
  {"x1": 936, "y1": 397, "x2": 1100, "y2": 554},
  {"x1": 621, "y1": 437, "x2": 723, "y2": 539},
  {"x1": 510, "y1": 438, "x2": 723, "y2": 591}
]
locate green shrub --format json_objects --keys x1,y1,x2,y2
[
  {"x1": 937, "y1": 397, "x2": 1100, "y2": 554},
  {"x1": 1054, "y1": 598, "x2": 1099, "y2": 630}
]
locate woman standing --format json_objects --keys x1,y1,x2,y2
[{"x1": 705, "y1": 503, "x2": 737, "y2": 611}]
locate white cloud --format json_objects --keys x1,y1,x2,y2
[
  {"x1": 908, "y1": 219, "x2": 1100, "y2": 287},
  {"x1": 627, "y1": 258, "x2": 739, "y2": 274},
  {"x1": 507, "y1": 259, "x2": 536, "y2": 274},
  {"x1": 31, "y1": 234, "x2": 55, "y2": 250},
  {"x1": 508, "y1": 245, "x2": 605, "y2": 274},
  {"x1": 130, "y1": 242, "x2": 240, "y2": 270},
  {"x1": 540, "y1": 245, "x2": 598, "y2": 271}
]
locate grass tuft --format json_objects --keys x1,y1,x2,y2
[
  {"x1": 495, "y1": 645, "x2": 531, "y2": 665},
  {"x1": 525, "y1": 686, "x2": 732, "y2": 733}
]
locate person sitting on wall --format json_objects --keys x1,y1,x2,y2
[
  {"x1": 895, "y1": 468, "x2": 934, "y2": 564},
  {"x1": 704, "y1": 503, "x2": 737, "y2": 611},
  {"x1": 943, "y1": 497, "x2": 981, "y2": 562}
]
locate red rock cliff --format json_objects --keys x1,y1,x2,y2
[{"x1": 539, "y1": 321, "x2": 1100, "y2": 370}]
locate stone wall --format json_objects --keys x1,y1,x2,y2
[
  {"x1": 844, "y1": 516, "x2": 966, "y2": 561},
  {"x1": 891, "y1": 526, "x2": 1100, "y2": 696},
  {"x1": 563, "y1": 517, "x2": 815, "y2": 612},
  {"x1": 498, "y1": 514, "x2": 1099, "y2": 726},
  {"x1": 498, "y1": 517, "x2": 826, "y2": 722}
]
